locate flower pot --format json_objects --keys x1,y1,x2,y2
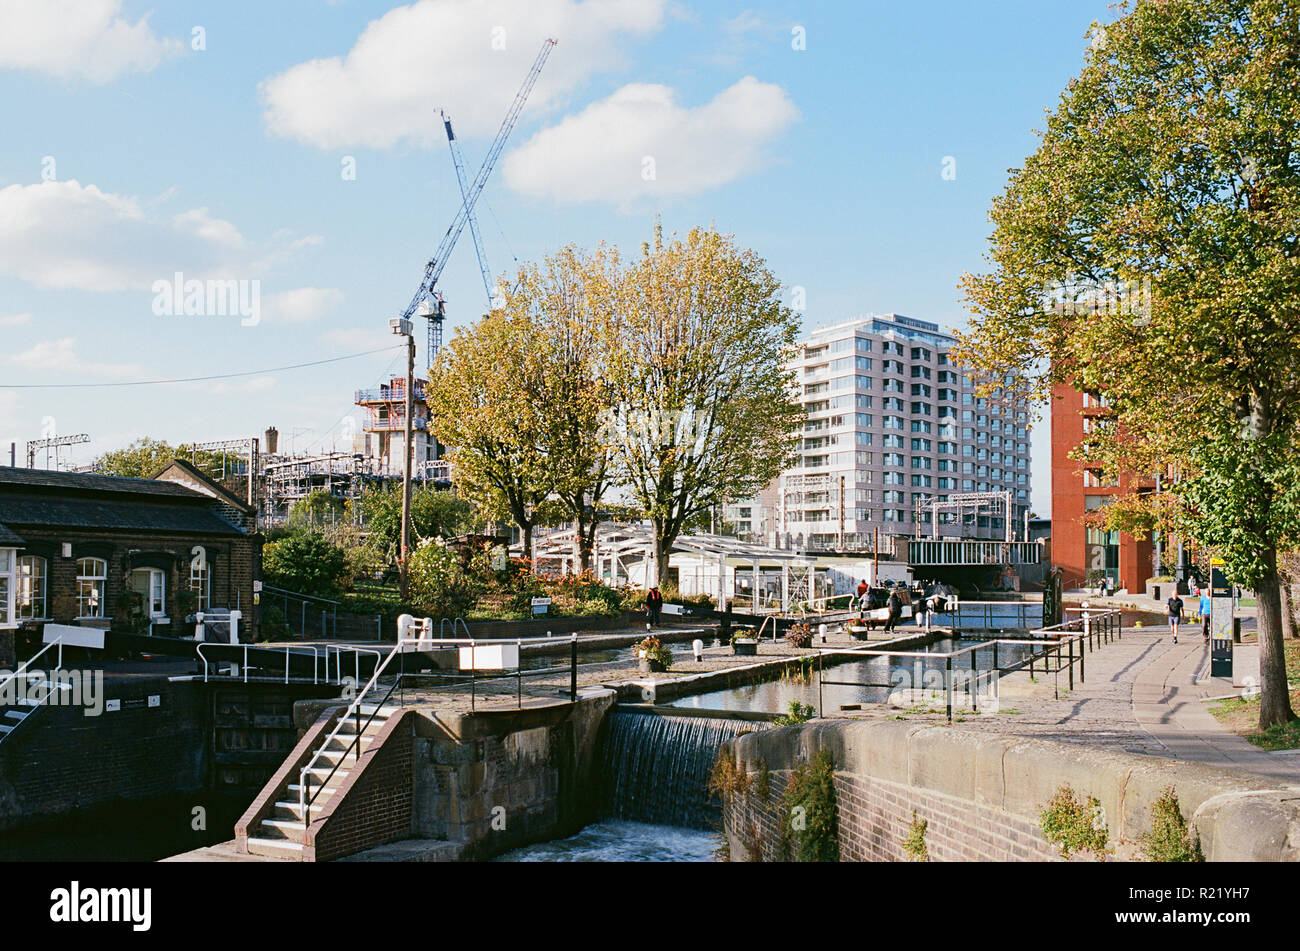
[
  {"x1": 733, "y1": 639, "x2": 758, "y2": 657},
  {"x1": 638, "y1": 657, "x2": 666, "y2": 673}
]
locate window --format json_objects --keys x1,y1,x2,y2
[
  {"x1": 910, "y1": 366, "x2": 932, "y2": 380},
  {"x1": 77, "y1": 557, "x2": 108, "y2": 618},
  {"x1": 0, "y1": 549, "x2": 13, "y2": 628},
  {"x1": 191, "y1": 558, "x2": 211, "y2": 611},
  {"x1": 16, "y1": 555, "x2": 47, "y2": 620},
  {"x1": 910, "y1": 347, "x2": 932, "y2": 361},
  {"x1": 130, "y1": 568, "x2": 167, "y2": 618},
  {"x1": 910, "y1": 402, "x2": 931, "y2": 415}
]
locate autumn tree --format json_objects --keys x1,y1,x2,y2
[
  {"x1": 957, "y1": 0, "x2": 1300, "y2": 727},
  {"x1": 498, "y1": 245, "x2": 621, "y2": 574},
  {"x1": 603, "y1": 224, "x2": 803, "y2": 585},
  {"x1": 425, "y1": 310, "x2": 561, "y2": 556}
]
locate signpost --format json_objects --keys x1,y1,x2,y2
[
  {"x1": 1209, "y1": 558, "x2": 1234, "y2": 678},
  {"x1": 531, "y1": 596, "x2": 551, "y2": 616}
]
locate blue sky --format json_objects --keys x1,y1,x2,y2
[{"x1": 0, "y1": 0, "x2": 1117, "y2": 515}]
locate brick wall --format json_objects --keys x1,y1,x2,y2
[
  {"x1": 726, "y1": 719, "x2": 1300, "y2": 862},
  {"x1": 11, "y1": 527, "x2": 260, "y2": 641},
  {"x1": 309, "y1": 709, "x2": 415, "y2": 862}
]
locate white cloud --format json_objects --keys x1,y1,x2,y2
[
  {"x1": 502, "y1": 76, "x2": 798, "y2": 207},
  {"x1": 0, "y1": 180, "x2": 315, "y2": 292},
  {"x1": 10, "y1": 337, "x2": 140, "y2": 378},
  {"x1": 265, "y1": 287, "x2": 344, "y2": 324},
  {"x1": 0, "y1": 0, "x2": 183, "y2": 84},
  {"x1": 260, "y1": 0, "x2": 667, "y2": 150},
  {"x1": 0, "y1": 312, "x2": 32, "y2": 326}
]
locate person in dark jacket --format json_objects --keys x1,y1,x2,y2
[
  {"x1": 884, "y1": 590, "x2": 902, "y2": 632},
  {"x1": 646, "y1": 586, "x2": 663, "y2": 627}
]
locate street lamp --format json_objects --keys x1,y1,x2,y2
[{"x1": 391, "y1": 317, "x2": 415, "y2": 600}]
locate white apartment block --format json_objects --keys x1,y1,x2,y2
[{"x1": 749, "y1": 314, "x2": 1032, "y2": 552}]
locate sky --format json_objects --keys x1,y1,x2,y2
[{"x1": 0, "y1": 0, "x2": 1119, "y2": 516}]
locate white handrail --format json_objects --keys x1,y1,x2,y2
[{"x1": 0, "y1": 636, "x2": 63, "y2": 700}]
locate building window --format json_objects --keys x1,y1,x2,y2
[
  {"x1": 0, "y1": 549, "x2": 14, "y2": 628},
  {"x1": 130, "y1": 567, "x2": 167, "y2": 618},
  {"x1": 16, "y1": 555, "x2": 47, "y2": 620},
  {"x1": 191, "y1": 560, "x2": 211, "y2": 611},
  {"x1": 77, "y1": 557, "x2": 108, "y2": 618}
]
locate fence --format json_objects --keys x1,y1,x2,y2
[
  {"x1": 262, "y1": 584, "x2": 383, "y2": 640},
  {"x1": 812, "y1": 608, "x2": 1122, "y2": 721}
]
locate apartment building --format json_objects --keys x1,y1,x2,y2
[{"x1": 765, "y1": 314, "x2": 1032, "y2": 552}]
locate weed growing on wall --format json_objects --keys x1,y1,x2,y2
[
  {"x1": 779, "y1": 749, "x2": 839, "y2": 862},
  {"x1": 903, "y1": 811, "x2": 929, "y2": 861},
  {"x1": 1038, "y1": 784, "x2": 1111, "y2": 860},
  {"x1": 774, "y1": 700, "x2": 816, "y2": 725},
  {"x1": 1139, "y1": 787, "x2": 1204, "y2": 862}
]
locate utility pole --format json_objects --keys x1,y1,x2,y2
[
  {"x1": 392, "y1": 317, "x2": 416, "y2": 601},
  {"x1": 873, "y1": 526, "x2": 880, "y2": 586}
]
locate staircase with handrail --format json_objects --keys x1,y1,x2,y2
[
  {"x1": 238, "y1": 617, "x2": 432, "y2": 859},
  {"x1": 0, "y1": 637, "x2": 67, "y2": 748}
]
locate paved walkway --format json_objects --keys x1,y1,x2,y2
[{"x1": 953, "y1": 626, "x2": 1300, "y2": 781}]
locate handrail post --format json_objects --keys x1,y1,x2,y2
[
  {"x1": 945, "y1": 655, "x2": 952, "y2": 723},
  {"x1": 970, "y1": 647, "x2": 978, "y2": 712},
  {"x1": 304, "y1": 772, "x2": 310, "y2": 828},
  {"x1": 355, "y1": 703, "x2": 361, "y2": 761},
  {"x1": 1079, "y1": 634, "x2": 1085, "y2": 682},
  {"x1": 517, "y1": 638, "x2": 523, "y2": 709},
  {"x1": 569, "y1": 634, "x2": 577, "y2": 703},
  {"x1": 470, "y1": 640, "x2": 476, "y2": 712}
]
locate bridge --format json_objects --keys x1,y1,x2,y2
[{"x1": 903, "y1": 539, "x2": 1043, "y2": 567}]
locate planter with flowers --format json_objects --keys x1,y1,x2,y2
[
  {"x1": 635, "y1": 635, "x2": 673, "y2": 673},
  {"x1": 785, "y1": 622, "x2": 814, "y2": 649},
  {"x1": 731, "y1": 629, "x2": 759, "y2": 656}
]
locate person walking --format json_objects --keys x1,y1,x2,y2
[
  {"x1": 1166, "y1": 593, "x2": 1184, "y2": 644},
  {"x1": 646, "y1": 586, "x2": 663, "y2": 627},
  {"x1": 884, "y1": 589, "x2": 902, "y2": 633}
]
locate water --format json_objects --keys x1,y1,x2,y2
[
  {"x1": 494, "y1": 819, "x2": 718, "y2": 862},
  {"x1": 670, "y1": 637, "x2": 1038, "y2": 714},
  {"x1": 598, "y1": 711, "x2": 757, "y2": 830},
  {"x1": 519, "y1": 637, "x2": 724, "y2": 672}
]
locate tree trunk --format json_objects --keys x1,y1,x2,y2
[
  {"x1": 651, "y1": 518, "x2": 670, "y2": 589},
  {"x1": 521, "y1": 522, "x2": 533, "y2": 568},
  {"x1": 1281, "y1": 581, "x2": 1296, "y2": 640},
  {"x1": 1257, "y1": 553, "x2": 1296, "y2": 729}
]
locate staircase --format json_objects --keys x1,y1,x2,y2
[
  {"x1": 0, "y1": 638, "x2": 67, "y2": 748},
  {"x1": 0, "y1": 676, "x2": 71, "y2": 746},
  {"x1": 243, "y1": 701, "x2": 399, "y2": 859}
]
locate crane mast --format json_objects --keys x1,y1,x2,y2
[
  {"x1": 402, "y1": 37, "x2": 557, "y2": 367},
  {"x1": 443, "y1": 111, "x2": 494, "y2": 306}
]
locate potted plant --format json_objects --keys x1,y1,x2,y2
[
  {"x1": 732, "y1": 629, "x2": 758, "y2": 656},
  {"x1": 785, "y1": 622, "x2": 814, "y2": 649},
  {"x1": 634, "y1": 635, "x2": 672, "y2": 673}
]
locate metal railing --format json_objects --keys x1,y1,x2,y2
[
  {"x1": 811, "y1": 608, "x2": 1122, "y2": 721},
  {"x1": 299, "y1": 627, "x2": 580, "y2": 826},
  {"x1": 0, "y1": 636, "x2": 66, "y2": 747},
  {"x1": 262, "y1": 585, "x2": 342, "y2": 639},
  {"x1": 196, "y1": 642, "x2": 322, "y2": 684},
  {"x1": 926, "y1": 600, "x2": 1045, "y2": 632}
]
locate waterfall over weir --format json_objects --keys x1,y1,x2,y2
[{"x1": 598, "y1": 711, "x2": 761, "y2": 831}]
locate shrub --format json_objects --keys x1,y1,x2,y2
[
  {"x1": 633, "y1": 635, "x2": 672, "y2": 669},
  {"x1": 1039, "y1": 784, "x2": 1110, "y2": 860},
  {"x1": 1139, "y1": 787, "x2": 1204, "y2": 862},
  {"x1": 903, "y1": 812, "x2": 929, "y2": 861},
  {"x1": 780, "y1": 749, "x2": 839, "y2": 862},
  {"x1": 263, "y1": 531, "x2": 350, "y2": 599},
  {"x1": 774, "y1": 700, "x2": 816, "y2": 726},
  {"x1": 785, "y1": 622, "x2": 814, "y2": 649},
  {"x1": 407, "y1": 537, "x2": 482, "y2": 617}
]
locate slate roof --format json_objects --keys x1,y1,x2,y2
[
  {"x1": 0, "y1": 522, "x2": 24, "y2": 546},
  {"x1": 0, "y1": 466, "x2": 245, "y2": 537},
  {"x1": 0, "y1": 494, "x2": 242, "y2": 536},
  {"x1": 0, "y1": 466, "x2": 198, "y2": 499}
]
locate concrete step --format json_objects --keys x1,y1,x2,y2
[
  {"x1": 302, "y1": 764, "x2": 353, "y2": 781},
  {"x1": 246, "y1": 836, "x2": 304, "y2": 859},
  {"x1": 260, "y1": 818, "x2": 309, "y2": 844},
  {"x1": 287, "y1": 782, "x2": 342, "y2": 798},
  {"x1": 323, "y1": 734, "x2": 375, "y2": 752},
  {"x1": 3, "y1": 710, "x2": 26, "y2": 721},
  {"x1": 0, "y1": 724, "x2": 12, "y2": 736},
  {"x1": 356, "y1": 703, "x2": 397, "y2": 718}
]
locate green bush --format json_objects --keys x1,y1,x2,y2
[
  {"x1": 1039, "y1": 784, "x2": 1110, "y2": 860},
  {"x1": 780, "y1": 749, "x2": 839, "y2": 862},
  {"x1": 407, "y1": 538, "x2": 482, "y2": 618},
  {"x1": 903, "y1": 812, "x2": 929, "y2": 861},
  {"x1": 774, "y1": 700, "x2": 816, "y2": 726},
  {"x1": 263, "y1": 531, "x2": 350, "y2": 599},
  {"x1": 1139, "y1": 787, "x2": 1204, "y2": 862}
]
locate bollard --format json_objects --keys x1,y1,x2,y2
[
  {"x1": 945, "y1": 655, "x2": 953, "y2": 723},
  {"x1": 570, "y1": 634, "x2": 578, "y2": 702}
]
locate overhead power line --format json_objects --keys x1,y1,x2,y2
[{"x1": 0, "y1": 346, "x2": 406, "y2": 390}]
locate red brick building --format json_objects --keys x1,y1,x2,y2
[{"x1": 1050, "y1": 384, "x2": 1152, "y2": 593}]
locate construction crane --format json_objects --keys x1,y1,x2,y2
[
  {"x1": 443, "y1": 110, "x2": 494, "y2": 306},
  {"x1": 401, "y1": 37, "x2": 557, "y2": 368}
]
